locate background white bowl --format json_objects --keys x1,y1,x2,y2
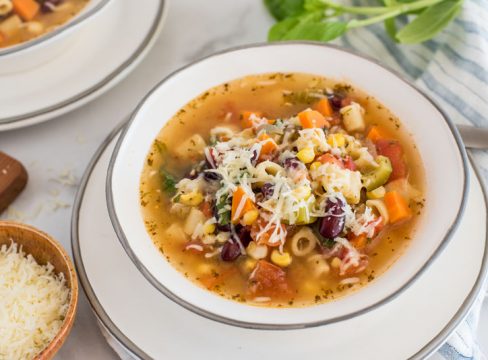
[
  {"x1": 0, "y1": 0, "x2": 112, "y2": 74},
  {"x1": 107, "y1": 42, "x2": 468, "y2": 329}
]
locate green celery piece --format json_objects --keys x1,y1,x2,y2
[{"x1": 362, "y1": 156, "x2": 392, "y2": 191}]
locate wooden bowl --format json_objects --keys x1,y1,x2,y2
[{"x1": 0, "y1": 221, "x2": 78, "y2": 360}]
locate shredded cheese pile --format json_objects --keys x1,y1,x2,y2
[{"x1": 0, "y1": 242, "x2": 70, "y2": 360}]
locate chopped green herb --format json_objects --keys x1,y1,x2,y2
[{"x1": 159, "y1": 167, "x2": 177, "y2": 194}]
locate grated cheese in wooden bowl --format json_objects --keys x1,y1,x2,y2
[{"x1": 0, "y1": 242, "x2": 70, "y2": 360}]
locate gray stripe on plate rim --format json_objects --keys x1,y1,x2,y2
[
  {"x1": 71, "y1": 120, "x2": 487, "y2": 360},
  {"x1": 105, "y1": 42, "x2": 470, "y2": 331},
  {"x1": 0, "y1": 0, "x2": 166, "y2": 125}
]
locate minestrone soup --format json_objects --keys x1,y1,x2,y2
[
  {"x1": 0, "y1": 0, "x2": 89, "y2": 48},
  {"x1": 140, "y1": 73, "x2": 425, "y2": 307}
]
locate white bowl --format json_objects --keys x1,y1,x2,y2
[
  {"x1": 0, "y1": 0, "x2": 112, "y2": 74},
  {"x1": 107, "y1": 42, "x2": 468, "y2": 330}
]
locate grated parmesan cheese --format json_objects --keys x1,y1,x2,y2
[{"x1": 0, "y1": 242, "x2": 70, "y2": 360}]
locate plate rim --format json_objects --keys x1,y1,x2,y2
[
  {"x1": 0, "y1": 0, "x2": 167, "y2": 130},
  {"x1": 71, "y1": 120, "x2": 488, "y2": 360},
  {"x1": 105, "y1": 41, "x2": 470, "y2": 330}
]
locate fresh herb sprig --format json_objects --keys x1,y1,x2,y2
[{"x1": 265, "y1": 0, "x2": 463, "y2": 44}]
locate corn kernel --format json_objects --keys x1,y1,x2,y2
[
  {"x1": 327, "y1": 133, "x2": 346, "y2": 147},
  {"x1": 331, "y1": 257, "x2": 342, "y2": 269},
  {"x1": 179, "y1": 192, "x2": 204, "y2": 206},
  {"x1": 203, "y1": 223, "x2": 216, "y2": 235},
  {"x1": 241, "y1": 209, "x2": 259, "y2": 225},
  {"x1": 246, "y1": 241, "x2": 268, "y2": 260},
  {"x1": 309, "y1": 161, "x2": 321, "y2": 172},
  {"x1": 271, "y1": 250, "x2": 292, "y2": 267},
  {"x1": 367, "y1": 186, "x2": 386, "y2": 200},
  {"x1": 293, "y1": 186, "x2": 311, "y2": 200},
  {"x1": 297, "y1": 147, "x2": 315, "y2": 164}
]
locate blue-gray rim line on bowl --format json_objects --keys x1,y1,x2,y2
[
  {"x1": 0, "y1": 0, "x2": 111, "y2": 57},
  {"x1": 71, "y1": 120, "x2": 486, "y2": 360},
  {"x1": 0, "y1": 0, "x2": 167, "y2": 126},
  {"x1": 106, "y1": 41, "x2": 470, "y2": 331}
]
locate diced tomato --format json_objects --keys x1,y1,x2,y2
[
  {"x1": 248, "y1": 260, "x2": 290, "y2": 297},
  {"x1": 343, "y1": 156, "x2": 356, "y2": 171},
  {"x1": 200, "y1": 201, "x2": 213, "y2": 218},
  {"x1": 375, "y1": 139, "x2": 407, "y2": 181},
  {"x1": 317, "y1": 153, "x2": 344, "y2": 168}
]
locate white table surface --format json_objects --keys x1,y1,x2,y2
[{"x1": 1, "y1": 0, "x2": 487, "y2": 358}]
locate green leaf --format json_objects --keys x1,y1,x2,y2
[
  {"x1": 264, "y1": 0, "x2": 305, "y2": 21},
  {"x1": 159, "y1": 168, "x2": 177, "y2": 194},
  {"x1": 384, "y1": 18, "x2": 398, "y2": 41},
  {"x1": 268, "y1": 17, "x2": 302, "y2": 41},
  {"x1": 282, "y1": 20, "x2": 347, "y2": 41},
  {"x1": 304, "y1": 0, "x2": 327, "y2": 12},
  {"x1": 396, "y1": 0, "x2": 463, "y2": 44}
]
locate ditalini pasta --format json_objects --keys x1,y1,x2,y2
[{"x1": 140, "y1": 73, "x2": 425, "y2": 307}]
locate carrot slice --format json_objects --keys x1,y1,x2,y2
[
  {"x1": 258, "y1": 133, "x2": 278, "y2": 160},
  {"x1": 298, "y1": 109, "x2": 329, "y2": 129},
  {"x1": 314, "y1": 98, "x2": 333, "y2": 117},
  {"x1": 240, "y1": 111, "x2": 263, "y2": 129},
  {"x1": 12, "y1": 0, "x2": 40, "y2": 21},
  {"x1": 231, "y1": 186, "x2": 255, "y2": 223},
  {"x1": 367, "y1": 126, "x2": 389, "y2": 142},
  {"x1": 348, "y1": 233, "x2": 367, "y2": 250},
  {"x1": 384, "y1": 191, "x2": 412, "y2": 223}
]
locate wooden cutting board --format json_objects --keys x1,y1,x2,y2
[{"x1": 0, "y1": 152, "x2": 28, "y2": 214}]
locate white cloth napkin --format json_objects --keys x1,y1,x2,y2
[{"x1": 331, "y1": 0, "x2": 488, "y2": 358}]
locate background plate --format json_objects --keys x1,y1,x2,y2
[{"x1": 0, "y1": 0, "x2": 166, "y2": 131}]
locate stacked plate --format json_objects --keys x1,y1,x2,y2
[
  {"x1": 0, "y1": 0, "x2": 166, "y2": 131},
  {"x1": 69, "y1": 43, "x2": 488, "y2": 359}
]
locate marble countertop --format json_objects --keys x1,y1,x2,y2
[{"x1": 1, "y1": 0, "x2": 487, "y2": 358}]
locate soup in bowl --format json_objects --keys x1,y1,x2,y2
[
  {"x1": 108, "y1": 43, "x2": 468, "y2": 329},
  {"x1": 0, "y1": 0, "x2": 110, "y2": 73}
]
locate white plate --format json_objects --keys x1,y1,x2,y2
[
  {"x1": 72, "y1": 124, "x2": 488, "y2": 359},
  {"x1": 0, "y1": 0, "x2": 167, "y2": 131}
]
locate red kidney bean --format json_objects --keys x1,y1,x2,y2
[
  {"x1": 234, "y1": 225, "x2": 252, "y2": 247},
  {"x1": 221, "y1": 240, "x2": 241, "y2": 261},
  {"x1": 318, "y1": 197, "x2": 345, "y2": 239}
]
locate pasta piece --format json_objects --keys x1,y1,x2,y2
[
  {"x1": 366, "y1": 199, "x2": 389, "y2": 224},
  {"x1": 255, "y1": 160, "x2": 283, "y2": 178},
  {"x1": 290, "y1": 227, "x2": 318, "y2": 256},
  {"x1": 0, "y1": 0, "x2": 13, "y2": 16},
  {"x1": 307, "y1": 254, "x2": 330, "y2": 277},
  {"x1": 25, "y1": 21, "x2": 43, "y2": 35}
]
